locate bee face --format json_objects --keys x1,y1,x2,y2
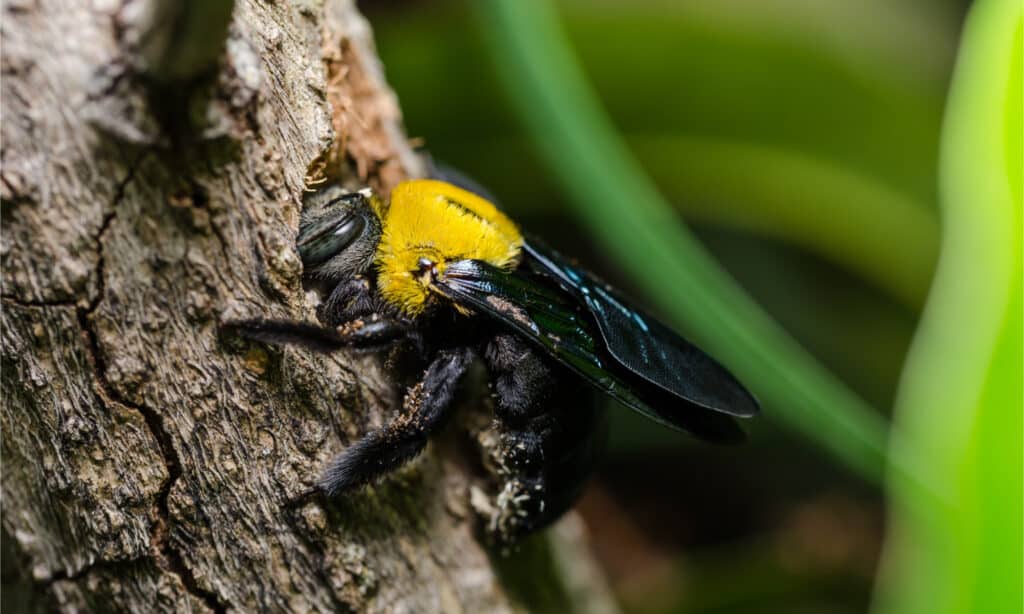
[{"x1": 296, "y1": 181, "x2": 522, "y2": 317}]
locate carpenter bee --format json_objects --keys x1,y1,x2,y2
[{"x1": 227, "y1": 179, "x2": 758, "y2": 542}]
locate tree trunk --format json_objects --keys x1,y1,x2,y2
[{"x1": 0, "y1": 1, "x2": 616, "y2": 612}]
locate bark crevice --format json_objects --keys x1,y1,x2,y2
[{"x1": 71, "y1": 160, "x2": 228, "y2": 613}]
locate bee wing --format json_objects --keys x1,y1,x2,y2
[
  {"x1": 435, "y1": 259, "x2": 747, "y2": 442},
  {"x1": 523, "y1": 242, "x2": 760, "y2": 419}
]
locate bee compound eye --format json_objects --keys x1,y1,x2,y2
[{"x1": 297, "y1": 213, "x2": 366, "y2": 267}]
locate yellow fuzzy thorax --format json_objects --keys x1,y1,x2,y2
[{"x1": 375, "y1": 179, "x2": 523, "y2": 316}]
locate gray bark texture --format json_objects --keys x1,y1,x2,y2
[{"x1": 0, "y1": 0, "x2": 617, "y2": 612}]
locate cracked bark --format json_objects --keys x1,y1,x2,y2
[{"x1": 1, "y1": 0, "x2": 617, "y2": 612}]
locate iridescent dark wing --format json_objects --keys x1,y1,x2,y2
[
  {"x1": 522, "y1": 242, "x2": 759, "y2": 419},
  {"x1": 434, "y1": 255, "x2": 753, "y2": 443}
]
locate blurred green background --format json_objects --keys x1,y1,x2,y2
[{"x1": 361, "y1": 1, "x2": 1021, "y2": 612}]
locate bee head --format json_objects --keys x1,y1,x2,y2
[
  {"x1": 298, "y1": 179, "x2": 521, "y2": 318},
  {"x1": 297, "y1": 185, "x2": 384, "y2": 282}
]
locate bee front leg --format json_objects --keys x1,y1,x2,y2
[
  {"x1": 317, "y1": 276, "x2": 384, "y2": 326},
  {"x1": 222, "y1": 317, "x2": 409, "y2": 353}
]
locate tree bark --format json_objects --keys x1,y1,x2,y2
[{"x1": 0, "y1": 1, "x2": 615, "y2": 612}]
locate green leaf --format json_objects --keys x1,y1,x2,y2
[
  {"x1": 873, "y1": 1, "x2": 1023, "y2": 612},
  {"x1": 631, "y1": 135, "x2": 938, "y2": 309}
]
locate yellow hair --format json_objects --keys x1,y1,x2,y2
[{"x1": 375, "y1": 179, "x2": 523, "y2": 316}]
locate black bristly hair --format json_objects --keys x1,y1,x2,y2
[{"x1": 316, "y1": 347, "x2": 476, "y2": 495}]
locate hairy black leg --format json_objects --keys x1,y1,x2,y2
[
  {"x1": 490, "y1": 396, "x2": 603, "y2": 540},
  {"x1": 484, "y1": 334, "x2": 556, "y2": 425},
  {"x1": 223, "y1": 317, "x2": 409, "y2": 353},
  {"x1": 318, "y1": 346, "x2": 476, "y2": 495},
  {"x1": 316, "y1": 276, "x2": 388, "y2": 326},
  {"x1": 481, "y1": 334, "x2": 605, "y2": 541}
]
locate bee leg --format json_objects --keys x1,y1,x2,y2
[
  {"x1": 483, "y1": 334, "x2": 604, "y2": 542},
  {"x1": 483, "y1": 334, "x2": 555, "y2": 425},
  {"x1": 317, "y1": 346, "x2": 476, "y2": 495},
  {"x1": 317, "y1": 276, "x2": 382, "y2": 326},
  {"x1": 222, "y1": 317, "x2": 409, "y2": 353},
  {"x1": 489, "y1": 399, "x2": 603, "y2": 542}
]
